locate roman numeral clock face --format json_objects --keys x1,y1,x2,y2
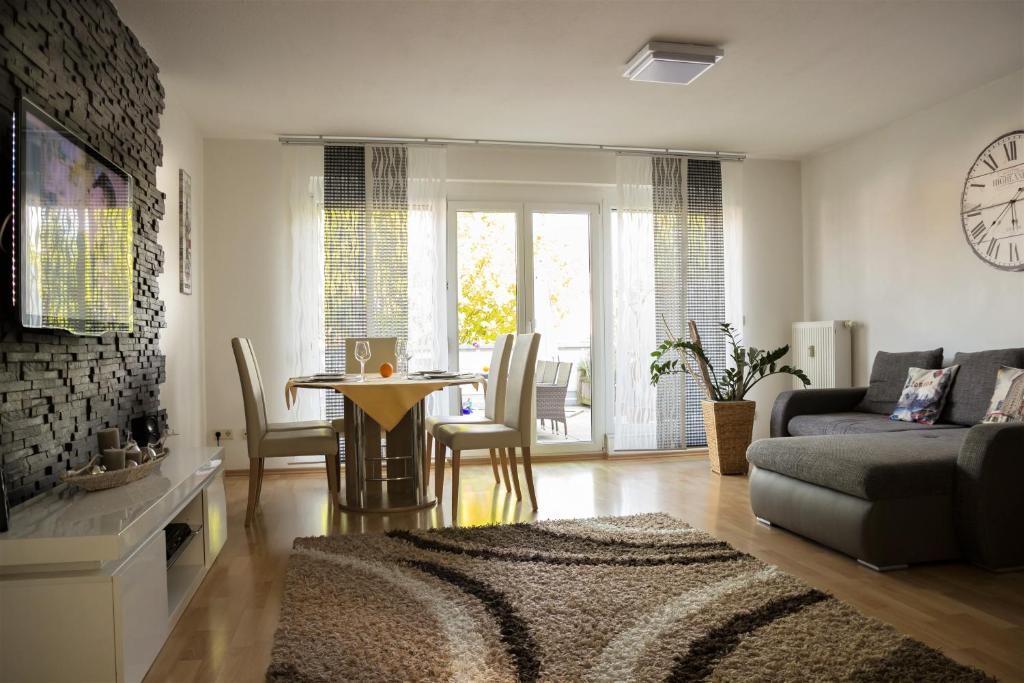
[{"x1": 961, "y1": 131, "x2": 1024, "y2": 271}]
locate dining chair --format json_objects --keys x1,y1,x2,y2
[
  {"x1": 232, "y1": 337, "x2": 340, "y2": 526},
  {"x1": 344, "y1": 337, "x2": 397, "y2": 373},
  {"x1": 326, "y1": 337, "x2": 400, "y2": 433},
  {"x1": 434, "y1": 333, "x2": 542, "y2": 513},
  {"x1": 424, "y1": 334, "x2": 513, "y2": 492}
]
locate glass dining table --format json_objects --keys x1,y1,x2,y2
[{"x1": 285, "y1": 372, "x2": 481, "y2": 512}]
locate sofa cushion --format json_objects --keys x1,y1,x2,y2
[
  {"x1": 788, "y1": 412, "x2": 962, "y2": 436},
  {"x1": 857, "y1": 349, "x2": 944, "y2": 415},
  {"x1": 746, "y1": 430, "x2": 968, "y2": 500},
  {"x1": 942, "y1": 348, "x2": 1024, "y2": 426}
]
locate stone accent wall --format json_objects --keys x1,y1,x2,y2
[{"x1": 0, "y1": 0, "x2": 166, "y2": 505}]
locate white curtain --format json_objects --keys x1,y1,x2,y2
[
  {"x1": 722, "y1": 161, "x2": 744, "y2": 341},
  {"x1": 612, "y1": 155, "x2": 658, "y2": 450},
  {"x1": 285, "y1": 148, "x2": 325, "y2": 422},
  {"x1": 406, "y1": 145, "x2": 448, "y2": 413}
]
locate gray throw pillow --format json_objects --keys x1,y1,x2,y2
[
  {"x1": 857, "y1": 349, "x2": 944, "y2": 415},
  {"x1": 941, "y1": 348, "x2": 1024, "y2": 425}
]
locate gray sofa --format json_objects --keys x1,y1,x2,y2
[{"x1": 747, "y1": 347, "x2": 1024, "y2": 571}]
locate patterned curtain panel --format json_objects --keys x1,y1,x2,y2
[
  {"x1": 652, "y1": 156, "x2": 687, "y2": 449},
  {"x1": 613, "y1": 155, "x2": 725, "y2": 450},
  {"x1": 685, "y1": 159, "x2": 726, "y2": 447},
  {"x1": 322, "y1": 145, "x2": 446, "y2": 422}
]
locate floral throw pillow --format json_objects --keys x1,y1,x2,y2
[
  {"x1": 890, "y1": 366, "x2": 960, "y2": 425},
  {"x1": 982, "y1": 366, "x2": 1024, "y2": 424}
]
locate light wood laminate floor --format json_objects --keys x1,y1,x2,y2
[{"x1": 144, "y1": 457, "x2": 1024, "y2": 682}]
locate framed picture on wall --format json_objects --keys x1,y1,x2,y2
[{"x1": 179, "y1": 169, "x2": 192, "y2": 294}]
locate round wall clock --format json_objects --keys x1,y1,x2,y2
[{"x1": 961, "y1": 130, "x2": 1024, "y2": 271}]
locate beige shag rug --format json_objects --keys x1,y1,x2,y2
[{"x1": 268, "y1": 514, "x2": 992, "y2": 682}]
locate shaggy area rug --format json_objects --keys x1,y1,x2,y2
[{"x1": 268, "y1": 514, "x2": 992, "y2": 682}]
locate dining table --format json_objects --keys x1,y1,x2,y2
[{"x1": 285, "y1": 372, "x2": 481, "y2": 512}]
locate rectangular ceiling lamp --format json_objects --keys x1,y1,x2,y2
[{"x1": 623, "y1": 42, "x2": 724, "y2": 85}]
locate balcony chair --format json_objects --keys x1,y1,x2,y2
[{"x1": 537, "y1": 361, "x2": 573, "y2": 435}]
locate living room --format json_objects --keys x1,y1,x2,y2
[{"x1": 0, "y1": 1, "x2": 1021, "y2": 681}]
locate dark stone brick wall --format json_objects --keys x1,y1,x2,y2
[{"x1": 0, "y1": 0, "x2": 167, "y2": 505}]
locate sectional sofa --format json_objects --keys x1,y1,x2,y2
[{"x1": 746, "y1": 348, "x2": 1024, "y2": 571}]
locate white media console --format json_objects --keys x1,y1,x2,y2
[{"x1": 0, "y1": 446, "x2": 226, "y2": 683}]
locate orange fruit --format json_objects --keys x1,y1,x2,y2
[{"x1": 379, "y1": 362, "x2": 394, "y2": 378}]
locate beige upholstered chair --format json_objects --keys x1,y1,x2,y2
[
  {"x1": 424, "y1": 334, "x2": 514, "y2": 491},
  {"x1": 434, "y1": 333, "x2": 542, "y2": 512},
  {"x1": 232, "y1": 337, "x2": 340, "y2": 526}
]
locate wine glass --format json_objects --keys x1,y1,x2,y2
[
  {"x1": 395, "y1": 339, "x2": 413, "y2": 378},
  {"x1": 354, "y1": 341, "x2": 371, "y2": 382}
]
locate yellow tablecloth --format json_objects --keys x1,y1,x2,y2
[{"x1": 285, "y1": 374, "x2": 480, "y2": 432}]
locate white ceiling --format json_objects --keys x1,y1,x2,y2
[{"x1": 115, "y1": 0, "x2": 1024, "y2": 159}]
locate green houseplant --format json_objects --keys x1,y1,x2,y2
[{"x1": 650, "y1": 322, "x2": 810, "y2": 474}]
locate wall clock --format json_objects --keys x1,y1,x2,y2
[{"x1": 961, "y1": 130, "x2": 1024, "y2": 271}]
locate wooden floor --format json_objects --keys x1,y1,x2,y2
[{"x1": 144, "y1": 457, "x2": 1024, "y2": 682}]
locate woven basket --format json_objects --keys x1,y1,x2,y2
[
  {"x1": 701, "y1": 400, "x2": 756, "y2": 475},
  {"x1": 61, "y1": 450, "x2": 169, "y2": 492}
]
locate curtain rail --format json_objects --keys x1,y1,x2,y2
[{"x1": 278, "y1": 135, "x2": 745, "y2": 162}]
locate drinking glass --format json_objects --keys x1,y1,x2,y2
[
  {"x1": 354, "y1": 341, "x2": 371, "y2": 382},
  {"x1": 395, "y1": 339, "x2": 413, "y2": 377}
]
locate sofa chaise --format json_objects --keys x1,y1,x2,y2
[{"x1": 746, "y1": 347, "x2": 1024, "y2": 571}]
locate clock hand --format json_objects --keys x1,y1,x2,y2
[{"x1": 988, "y1": 187, "x2": 1024, "y2": 228}]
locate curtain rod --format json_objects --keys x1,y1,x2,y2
[{"x1": 277, "y1": 134, "x2": 746, "y2": 162}]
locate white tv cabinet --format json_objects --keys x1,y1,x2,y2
[{"x1": 0, "y1": 446, "x2": 226, "y2": 683}]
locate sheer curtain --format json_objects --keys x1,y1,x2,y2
[
  {"x1": 722, "y1": 161, "x2": 744, "y2": 340},
  {"x1": 407, "y1": 146, "x2": 448, "y2": 413},
  {"x1": 285, "y1": 147, "x2": 325, "y2": 422},
  {"x1": 612, "y1": 155, "x2": 657, "y2": 450}
]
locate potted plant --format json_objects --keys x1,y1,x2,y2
[
  {"x1": 577, "y1": 355, "x2": 592, "y2": 407},
  {"x1": 650, "y1": 321, "x2": 810, "y2": 475}
]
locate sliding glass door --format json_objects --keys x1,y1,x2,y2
[{"x1": 447, "y1": 202, "x2": 601, "y2": 453}]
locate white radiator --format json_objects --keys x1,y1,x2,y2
[{"x1": 791, "y1": 321, "x2": 853, "y2": 389}]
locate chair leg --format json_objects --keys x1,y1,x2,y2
[
  {"x1": 498, "y1": 447, "x2": 512, "y2": 492},
  {"x1": 506, "y1": 447, "x2": 522, "y2": 501},
  {"x1": 254, "y1": 458, "x2": 266, "y2": 508},
  {"x1": 434, "y1": 439, "x2": 446, "y2": 500},
  {"x1": 488, "y1": 448, "x2": 501, "y2": 484},
  {"x1": 521, "y1": 446, "x2": 538, "y2": 511},
  {"x1": 424, "y1": 431, "x2": 434, "y2": 494},
  {"x1": 245, "y1": 458, "x2": 261, "y2": 526},
  {"x1": 325, "y1": 451, "x2": 339, "y2": 505},
  {"x1": 451, "y1": 449, "x2": 461, "y2": 516}
]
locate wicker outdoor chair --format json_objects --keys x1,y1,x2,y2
[{"x1": 536, "y1": 361, "x2": 572, "y2": 435}]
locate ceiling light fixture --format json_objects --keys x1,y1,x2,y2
[{"x1": 623, "y1": 41, "x2": 724, "y2": 85}]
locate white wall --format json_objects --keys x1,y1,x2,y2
[
  {"x1": 802, "y1": 70, "x2": 1024, "y2": 384},
  {"x1": 156, "y1": 86, "x2": 206, "y2": 448},
  {"x1": 201, "y1": 142, "x2": 802, "y2": 466},
  {"x1": 739, "y1": 160, "x2": 804, "y2": 439}
]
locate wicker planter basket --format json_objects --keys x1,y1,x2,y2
[{"x1": 701, "y1": 400, "x2": 756, "y2": 475}]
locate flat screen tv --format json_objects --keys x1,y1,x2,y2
[{"x1": 16, "y1": 98, "x2": 134, "y2": 335}]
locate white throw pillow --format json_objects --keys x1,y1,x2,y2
[
  {"x1": 981, "y1": 366, "x2": 1024, "y2": 424},
  {"x1": 890, "y1": 366, "x2": 959, "y2": 425}
]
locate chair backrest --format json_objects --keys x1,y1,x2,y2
[
  {"x1": 555, "y1": 362, "x2": 573, "y2": 387},
  {"x1": 539, "y1": 360, "x2": 557, "y2": 383},
  {"x1": 345, "y1": 337, "x2": 397, "y2": 373},
  {"x1": 231, "y1": 337, "x2": 268, "y2": 459},
  {"x1": 485, "y1": 334, "x2": 514, "y2": 421},
  {"x1": 503, "y1": 333, "x2": 542, "y2": 431}
]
